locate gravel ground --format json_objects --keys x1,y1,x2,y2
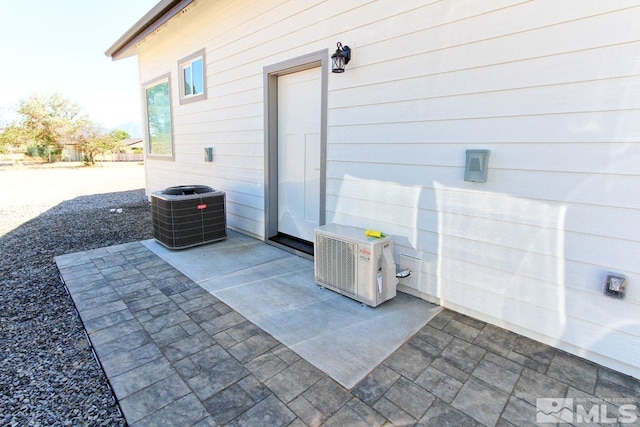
[{"x1": 0, "y1": 163, "x2": 152, "y2": 426}]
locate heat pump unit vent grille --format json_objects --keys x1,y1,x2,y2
[{"x1": 315, "y1": 234, "x2": 356, "y2": 296}]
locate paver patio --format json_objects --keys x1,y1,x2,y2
[{"x1": 55, "y1": 239, "x2": 640, "y2": 426}]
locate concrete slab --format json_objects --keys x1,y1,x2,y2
[{"x1": 143, "y1": 233, "x2": 440, "y2": 388}]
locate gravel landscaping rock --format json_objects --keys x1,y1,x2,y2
[{"x1": 0, "y1": 164, "x2": 152, "y2": 426}]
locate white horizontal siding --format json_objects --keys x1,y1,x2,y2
[
  {"x1": 328, "y1": 176, "x2": 640, "y2": 247},
  {"x1": 335, "y1": 2, "x2": 640, "y2": 86},
  {"x1": 330, "y1": 77, "x2": 640, "y2": 124},
  {"x1": 442, "y1": 277, "x2": 640, "y2": 370},
  {"x1": 323, "y1": 0, "x2": 640, "y2": 379},
  {"x1": 327, "y1": 189, "x2": 639, "y2": 279},
  {"x1": 334, "y1": 41, "x2": 640, "y2": 105},
  {"x1": 329, "y1": 110, "x2": 640, "y2": 144},
  {"x1": 437, "y1": 261, "x2": 640, "y2": 343},
  {"x1": 329, "y1": 142, "x2": 640, "y2": 175},
  {"x1": 327, "y1": 161, "x2": 640, "y2": 210},
  {"x1": 135, "y1": 0, "x2": 640, "y2": 378}
]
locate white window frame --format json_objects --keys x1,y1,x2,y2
[{"x1": 178, "y1": 49, "x2": 207, "y2": 105}]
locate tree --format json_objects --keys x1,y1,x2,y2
[
  {"x1": 79, "y1": 121, "x2": 126, "y2": 165},
  {"x1": 1, "y1": 93, "x2": 129, "y2": 164},
  {"x1": 109, "y1": 129, "x2": 130, "y2": 141},
  {"x1": 0, "y1": 124, "x2": 24, "y2": 154},
  {"x1": 0, "y1": 93, "x2": 92, "y2": 161},
  {"x1": 17, "y1": 93, "x2": 87, "y2": 155}
]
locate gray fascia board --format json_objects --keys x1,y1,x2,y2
[{"x1": 105, "y1": 0, "x2": 195, "y2": 61}]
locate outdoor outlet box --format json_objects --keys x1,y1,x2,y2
[
  {"x1": 604, "y1": 274, "x2": 626, "y2": 299},
  {"x1": 204, "y1": 147, "x2": 213, "y2": 162},
  {"x1": 398, "y1": 254, "x2": 421, "y2": 290},
  {"x1": 464, "y1": 149, "x2": 490, "y2": 182}
]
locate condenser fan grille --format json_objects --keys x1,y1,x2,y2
[{"x1": 315, "y1": 235, "x2": 357, "y2": 296}]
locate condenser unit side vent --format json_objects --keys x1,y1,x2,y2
[{"x1": 315, "y1": 234, "x2": 357, "y2": 296}]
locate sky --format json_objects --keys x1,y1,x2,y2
[{"x1": 0, "y1": 0, "x2": 159, "y2": 131}]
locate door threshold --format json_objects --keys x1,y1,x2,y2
[{"x1": 269, "y1": 233, "x2": 314, "y2": 257}]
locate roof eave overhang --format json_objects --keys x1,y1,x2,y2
[{"x1": 105, "y1": 0, "x2": 195, "y2": 61}]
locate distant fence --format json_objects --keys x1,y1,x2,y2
[
  {"x1": 0, "y1": 153, "x2": 25, "y2": 165},
  {"x1": 95, "y1": 153, "x2": 144, "y2": 162},
  {"x1": 0, "y1": 152, "x2": 144, "y2": 164},
  {"x1": 0, "y1": 153, "x2": 25, "y2": 162}
]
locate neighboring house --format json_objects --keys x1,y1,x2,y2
[
  {"x1": 94, "y1": 138, "x2": 145, "y2": 162},
  {"x1": 60, "y1": 138, "x2": 143, "y2": 162},
  {"x1": 61, "y1": 143, "x2": 83, "y2": 162},
  {"x1": 107, "y1": 1, "x2": 640, "y2": 379},
  {"x1": 122, "y1": 137, "x2": 144, "y2": 154}
]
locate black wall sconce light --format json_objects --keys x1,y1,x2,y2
[{"x1": 331, "y1": 42, "x2": 351, "y2": 73}]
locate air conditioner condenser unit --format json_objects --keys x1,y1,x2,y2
[
  {"x1": 314, "y1": 223, "x2": 397, "y2": 307},
  {"x1": 151, "y1": 185, "x2": 226, "y2": 249}
]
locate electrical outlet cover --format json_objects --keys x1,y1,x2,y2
[
  {"x1": 604, "y1": 274, "x2": 626, "y2": 298},
  {"x1": 398, "y1": 254, "x2": 421, "y2": 290}
]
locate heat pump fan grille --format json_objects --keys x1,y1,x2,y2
[{"x1": 316, "y1": 235, "x2": 356, "y2": 296}]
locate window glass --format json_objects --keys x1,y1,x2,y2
[
  {"x1": 145, "y1": 79, "x2": 173, "y2": 156},
  {"x1": 179, "y1": 50, "x2": 206, "y2": 103},
  {"x1": 192, "y1": 58, "x2": 204, "y2": 95},
  {"x1": 183, "y1": 65, "x2": 193, "y2": 96}
]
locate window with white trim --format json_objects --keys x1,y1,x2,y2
[{"x1": 179, "y1": 49, "x2": 206, "y2": 104}]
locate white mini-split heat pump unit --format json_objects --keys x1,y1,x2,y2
[{"x1": 314, "y1": 223, "x2": 397, "y2": 307}]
